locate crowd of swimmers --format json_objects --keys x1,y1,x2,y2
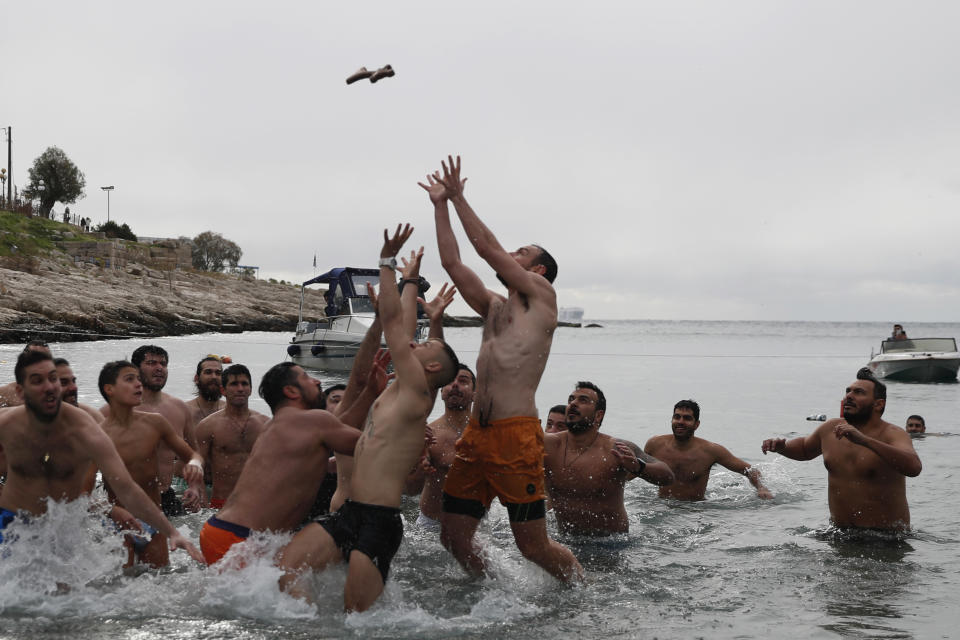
[{"x1": 0, "y1": 156, "x2": 925, "y2": 612}]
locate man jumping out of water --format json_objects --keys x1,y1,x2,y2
[
  {"x1": 0, "y1": 350, "x2": 202, "y2": 563},
  {"x1": 421, "y1": 155, "x2": 583, "y2": 582},
  {"x1": 277, "y1": 225, "x2": 460, "y2": 611},
  {"x1": 762, "y1": 367, "x2": 921, "y2": 530}
]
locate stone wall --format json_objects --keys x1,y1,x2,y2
[{"x1": 58, "y1": 238, "x2": 193, "y2": 271}]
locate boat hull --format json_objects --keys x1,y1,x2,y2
[
  {"x1": 868, "y1": 355, "x2": 960, "y2": 383},
  {"x1": 288, "y1": 315, "x2": 380, "y2": 372}
]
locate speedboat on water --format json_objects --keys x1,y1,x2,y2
[
  {"x1": 286, "y1": 267, "x2": 429, "y2": 372},
  {"x1": 558, "y1": 306, "x2": 584, "y2": 325},
  {"x1": 867, "y1": 337, "x2": 960, "y2": 383}
]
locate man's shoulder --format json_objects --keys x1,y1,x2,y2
[
  {"x1": 645, "y1": 434, "x2": 671, "y2": 449},
  {"x1": 133, "y1": 409, "x2": 172, "y2": 430}
]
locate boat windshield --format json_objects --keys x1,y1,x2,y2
[
  {"x1": 351, "y1": 274, "x2": 379, "y2": 295},
  {"x1": 348, "y1": 296, "x2": 376, "y2": 314},
  {"x1": 882, "y1": 338, "x2": 957, "y2": 353}
]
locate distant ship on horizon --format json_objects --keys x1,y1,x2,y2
[{"x1": 558, "y1": 306, "x2": 584, "y2": 325}]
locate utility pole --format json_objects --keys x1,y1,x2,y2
[{"x1": 5, "y1": 127, "x2": 10, "y2": 208}]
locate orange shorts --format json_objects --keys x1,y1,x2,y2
[
  {"x1": 443, "y1": 416, "x2": 546, "y2": 508},
  {"x1": 199, "y1": 516, "x2": 249, "y2": 566}
]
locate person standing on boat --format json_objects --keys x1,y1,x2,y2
[
  {"x1": 891, "y1": 324, "x2": 908, "y2": 340},
  {"x1": 762, "y1": 367, "x2": 921, "y2": 530},
  {"x1": 421, "y1": 155, "x2": 584, "y2": 583},
  {"x1": 544, "y1": 381, "x2": 674, "y2": 536}
]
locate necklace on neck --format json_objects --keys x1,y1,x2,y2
[
  {"x1": 231, "y1": 412, "x2": 251, "y2": 441},
  {"x1": 563, "y1": 431, "x2": 600, "y2": 468}
]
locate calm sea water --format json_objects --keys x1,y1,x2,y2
[{"x1": 1, "y1": 320, "x2": 957, "y2": 639}]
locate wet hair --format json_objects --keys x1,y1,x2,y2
[
  {"x1": 196, "y1": 356, "x2": 222, "y2": 376},
  {"x1": 15, "y1": 350, "x2": 54, "y2": 384},
  {"x1": 455, "y1": 364, "x2": 476, "y2": 388},
  {"x1": 53, "y1": 357, "x2": 70, "y2": 367},
  {"x1": 131, "y1": 345, "x2": 169, "y2": 368},
  {"x1": 98, "y1": 360, "x2": 137, "y2": 401},
  {"x1": 674, "y1": 399, "x2": 700, "y2": 421},
  {"x1": 23, "y1": 340, "x2": 50, "y2": 353},
  {"x1": 549, "y1": 404, "x2": 567, "y2": 415},
  {"x1": 531, "y1": 244, "x2": 558, "y2": 284},
  {"x1": 221, "y1": 363, "x2": 251, "y2": 387},
  {"x1": 436, "y1": 340, "x2": 461, "y2": 387},
  {"x1": 856, "y1": 367, "x2": 887, "y2": 401},
  {"x1": 575, "y1": 380, "x2": 606, "y2": 412},
  {"x1": 907, "y1": 414, "x2": 925, "y2": 427},
  {"x1": 323, "y1": 384, "x2": 347, "y2": 399},
  {"x1": 259, "y1": 362, "x2": 301, "y2": 414}
]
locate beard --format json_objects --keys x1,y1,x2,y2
[
  {"x1": 842, "y1": 402, "x2": 872, "y2": 426},
  {"x1": 197, "y1": 380, "x2": 222, "y2": 402},
  {"x1": 62, "y1": 390, "x2": 79, "y2": 406},
  {"x1": 444, "y1": 393, "x2": 469, "y2": 411},
  {"x1": 299, "y1": 382, "x2": 324, "y2": 410},
  {"x1": 565, "y1": 417, "x2": 593, "y2": 434},
  {"x1": 142, "y1": 378, "x2": 165, "y2": 392},
  {"x1": 26, "y1": 394, "x2": 61, "y2": 423}
]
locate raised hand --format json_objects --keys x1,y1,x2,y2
[
  {"x1": 366, "y1": 282, "x2": 380, "y2": 315},
  {"x1": 434, "y1": 155, "x2": 467, "y2": 199},
  {"x1": 381, "y1": 223, "x2": 414, "y2": 259},
  {"x1": 400, "y1": 247, "x2": 425, "y2": 281},
  {"x1": 368, "y1": 348, "x2": 394, "y2": 395},
  {"x1": 761, "y1": 438, "x2": 786, "y2": 454},
  {"x1": 418, "y1": 172, "x2": 448, "y2": 205},
  {"x1": 611, "y1": 440, "x2": 643, "y2": 474},
  {"x1": 418, "y1": 282, "x2": 457, "y2": 321}
]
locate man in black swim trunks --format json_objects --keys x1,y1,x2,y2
[{"x1": 277, "y1": 225, "x2": 460, "y2": 612}]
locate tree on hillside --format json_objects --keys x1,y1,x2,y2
[
  {"x1": 22, "y1": 147, "x2": 86, "y2": 217},
  {"x1": 96, "y1": 220, "x2": 137, "y2": 241},
  {"x1": 191, "y1": 231, "x2": 242, "y2": 272}
]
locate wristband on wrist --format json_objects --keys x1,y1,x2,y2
[
  {"x1": 633, "y1": 457, "x2": 646, "y2": 475},
  {"x1": 400, "y1": 278, "x2": 419, "y2": 287},
  {"x1": 187, "y1": 459, "x2": 203, "y2": 470}
]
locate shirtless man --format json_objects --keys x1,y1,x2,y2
[
  {"x1": 195, "y1": 364, "x2": 269, "y2": 509},
  {"x1": 95, "y1": 360, "x2": 206, "y2": 567},
  {"x1": 646, "y1": 400, "x2": 773, "y2": 501},
  {"x1": 544, "y1": 405, "x2": 567, "y2": 433},
  {"x1": 0, "y1": 341, "x2": 52, "y2": 407},
  {"x1": 323, "y1": 385, "x2": 347, "y2": 411},
  {"x1": 762, "y1": 368, "x2": 921, "y2": 530},
  {"x1": 54, "y1": 358, "x2": 104, "y2": 424},
  {"x1": 544, "y1": 382, "x2": 674, "y2": 536},
  {"x1": 198, "y1": 358, "x2": 383, "y2": 566},
  {"x1": 408, "y1": 363, "x2": 476, "y2": 530},
  {"x1": 422, "y1": 155, "x2": 583, "y2": 582},
  {"x1": 124, "y1": 345, "x2": 200, "y2": 515},
  {"x1": 277, "y1": 225, "x2": 460, "y2": 612},
  {"x1": 0, "y1": 350, "x2": 202, "y2": 563},
  {"x1": 186, "y1": 356, "x2": 225, "y2": 424},
  {"x1": 905, "y1": 415, "x2": 926, "y2": 435}
]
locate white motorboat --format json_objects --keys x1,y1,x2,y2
[
  {"x1": 286, "y1": 267, "x2": 428, "y2": 372},
  {"x1": 867, "y1": 337, "x2": 960, "y2": 383},
  {"x1": 558, "y1": 306, "x2": 584, "y2": 325}
]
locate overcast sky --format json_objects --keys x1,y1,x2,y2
[{"x1": 4, "y1": 1, "x2": 959, "y2": 321}]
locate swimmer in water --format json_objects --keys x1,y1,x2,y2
[
  {"x1": 277, "y1": 226, "x2": 461, "y2": 612},
  {"x1": 187, "y1": 356, "x2": 225, "y2": 424},
  {"x1": 92, "y1": 360, "x2": 206, "y2": 567},
  {"x1": 544, "y1": 381, "x2": 674, "y2": 536},
  {"x1": 762, "y1": 367, "x2": 921, "y2": 531},
  {"x1": 0, "y1": 350, "x2": 202, "y2": 562},
  {"x1": 0, "y1": 341, "x2": 52, "y2": 407},
  {"x1": 54, "y1": 357, "x2": 104, "y2": 424},
  {"x1": 194, "y1": 364, "x2": 268, "y2": 510},
  {"x1": 646, "y1": 399, "x2": 773, "y2": 501}
]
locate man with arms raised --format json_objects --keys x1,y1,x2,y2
[
  {"x1": 187, "y1": 356, "x2": 225, "y2": 424},
  {"x1": 195, "y1": 364, "x2": 269, "y2": 509},
  {"x1": 94, "y1": 360, "x2": 206, "y2": 567},
  {"x1": 199, "y1": 357, "x2": 383, "y2": 565},
  {"x1": 762, "y1": 368, "x2": 921, "y2": 530},
  {"x1": 277, "y1": 225, "x2": 460, "y2": 612},
  {"x1": 544, "y1": 381, "x2": 674, "y2": 536},
  {"x1": 0, "y1": 350, "x2": 202, "y2": 563},
  {"x1": 646, "y1": 400, "x2": 773, "y2": 501},
  {"x1": 421, "y1": 155, "x2": 582, "y2": 582},
  {"x1": 54, "y1": 358, "x2": 104, "y2": 424}
]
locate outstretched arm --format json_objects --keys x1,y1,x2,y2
[
  {"x1": 420, "y1": 171, "x2": 493, "y2": 316},
  {"x1": 399, "y1": 247, "x2": 425, "y2": 339},
  {"x1": 612, "y1": 439, "x2": 675, "y2": 486},
  {"x1": 334, "y1": 282, "x2": 383, "y2": 419},
  {"x1": 419, "y1": 282, "x2": 456, "y2": 340},
  {"x1": 379, "y1": 224, "x2": 429, "y2": 391},
  {"x1": 762, "y1": 423, "x2": 824, "y2": 461},
  {"x1": 716, "y1": 445, "x2": 773, "y2": 499}
]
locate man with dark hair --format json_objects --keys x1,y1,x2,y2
[
  {"x1": 198, "y1": 355, "x2": 382, "y2": 566},
  {"x1": 544, "y1": 404, "x2": 568, "y2": 433},
  {"x1": 421, "y1": 155, "x2": 582, "y2": 583},
  {"x1": 277, "y1": 225, "x2": 460, "y2": 612},
  {"x1": 0, "y1": 341, "x2": 53, "y2": 407},
  {"x1": 54, "y1": 357, "x2": 104, "y2": 424},
  {"x1": 646, "y1": 399, "x2": 773, "y2": 501},
  {"x1": 94, "y1": 360, "x2": 206, "y2": 567},
  {"x1": 905, "y1": 415, "x2": 926, "y2": 435},
  {"x1": 187, "y1": 356, "x2": 225, "y2": 423},
  {"x1": 0, "y1": 351, "x2": 203, "y2": 563},
  {"x1": 323, "y1": 384, "x2": 347, "y2": 411},
  {"x1": 544, "y1": 382, "x2": 674, "y2": 535},
  {"x1": 195, "y1": 364, "x2": 269, "y2": 509},
  {"x1": 762, "y1": 368, "x2": 921, "y2": 530},
  {"x1": 116, "y1": 345, "x2": 200, "y2": 515}
]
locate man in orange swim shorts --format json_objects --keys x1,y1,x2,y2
[{"x1": 423, "y1": 155, "x2": 583, "y2": 582}]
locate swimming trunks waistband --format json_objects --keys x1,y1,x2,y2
[
  {"x1": 0, "y1": 508, "x2": 17, "y2": 545},
  {"x1": 200, "y1": 516, "x2": 251, "y2": 566}
]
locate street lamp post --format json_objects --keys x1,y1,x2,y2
[
  {"x1": 36, "y1": 179, "x2": 45, "y2": 217},
  {"x1": 101, "y1": 185, "x2": 114, "y2": 223}
]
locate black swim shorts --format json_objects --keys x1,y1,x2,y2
[{"x1": 317, "y1": 499, "x2": 403, "y2": 583}]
